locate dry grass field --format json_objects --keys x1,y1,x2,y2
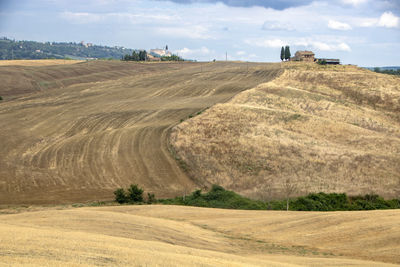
[
  {"x1": 0, "y1": 61, "x2": 282, "y2": 204},
  {"x1": 171, "y1": 63, "x2": 400, "y2": 199},
  {"x1": 0, "y1": 59, "x2": 84, "y2": 67},
  {"x1": 0, "y1": 205, "x2": 399, "y2": 266}
]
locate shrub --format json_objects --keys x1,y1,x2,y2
[
  {"x1": 147, "y1": 192, "x2": 156, "y2": 204},
  {"x1": 0, "y1": 96, "x2": 3, "y2": 101},
  {"x1": 114, "y1": 188, "x2": 128, "y2": 204},
  {"x1": 159, "y1": 185, "x2": 266, "y2": 210},
  {"x1": 127, "y1": 184, "x2": 144, "y2": 203}
]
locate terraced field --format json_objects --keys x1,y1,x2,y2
[
  {"x1": 0, "y1": 61, "x2": 282, "y2": 204},
  {"x1": 0, "y1": 205, "x2": 399, "y2": 266}
]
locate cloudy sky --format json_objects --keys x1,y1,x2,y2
[{"x1": 0, "y1": 0, "x2": 399, "y2": 66}]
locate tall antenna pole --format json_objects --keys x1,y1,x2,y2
[{"x1": 225, "y1": 51, "x2": 227, "y2": 61}]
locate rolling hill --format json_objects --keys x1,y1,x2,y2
[
  {"x1": 171, "y1": 63, "x2": 400, "y2": 199},
  {"x1": 0, "y1": 205, "x2": 399, "y2": 266},
  {"x1": 0, "y1": 60, "x2": 282, "y2": 204}
]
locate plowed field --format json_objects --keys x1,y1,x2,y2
[{"x1": 0, "y1": 61, "x2": 281, "y2": 204}]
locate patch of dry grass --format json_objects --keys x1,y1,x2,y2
[
  {"x1": 0, "y1": 59, "x2": 84, "y2": 66},
  {"x1": 171, "y1": 64, "x2": 400, "y2": 199},
  {"x1": 0, "y1": 205, "x2": 399, "y2": 266}
]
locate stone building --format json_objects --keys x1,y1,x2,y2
[{"x1": 291, "y1": 51, "x2": 315, "y2": 62}]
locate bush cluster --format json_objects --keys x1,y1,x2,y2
[
  {"x1": 122, "y1": 50, "x2": 147, "y2": 61},
  {"x1": 159, "y1": 186, "x2": 400, "y2": 211},
  {"x1": 268, "y1": 192, "x2": 399, "y2": 211},
  {"x1": 159, "y1": 185, "x2": 265, "y2": 210},
  {"x1": 114, "y1": 184, "x2": 399, "y2": 211},
  {"x1": 114, "y1": 184, "x2": 155, "y2": 204}
]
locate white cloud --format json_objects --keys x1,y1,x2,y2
[
  {"x1": 378, "y1": 11, "x2": 399, "y2": 28},
  {"x1": 236, "y1": 51, "x2": 246, "y2": 55},
  {"x1": 156, "y1": 25, "x2": 213, "y2": 39},
  {"x1": 341, "y1": 0, "x2": 368, "y2": 6},
  {"x1": 61, "y1": 12, "x2": 101, "y2": 24},
  {"x1": 328, "y1": 20, "x2": 352, "y2": 30},
  {"x1": 358, "y1": 11, "x2": 399, "y2": 28},
  {"x1": 245, "y1": 38, "x2": 287, "y2": 48},
  {"x1": 358, "y1": 18, "x2": 378, "y2": 27},
  {"x1": 301, "y1": 41, "x2": 351, "y2": 51},
  {"x1": 246, "y1": 37, "x2": 351, "y2": 52},
  {"x1": 175, "y1": 46, "x2": 211, "y2": 57},
  {"x1": 60, "y1": 11, "x2": 177, "y2": 24},
  {"x1": 262, "y1": 21, "x2": 294, "y2": 31}
]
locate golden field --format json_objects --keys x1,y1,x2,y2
[
  {"x1": 0, "y1": 205, "x2": 399, "y2": 266},
  {"x1": 1, "y1": 60, "x2": 400, "y2": 266},
  {"x1": 0, "y1": 61, "x2": 281, "y2": 204},
  {"x1": 0, "y1": 59, "x2": 84, "y2": 66},
  {"x1": 171, "y1": 63, "x2": 400, "y2": 199}
]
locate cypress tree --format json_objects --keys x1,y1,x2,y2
[
  {"x1": 280, "y1": 46, "x2": 284, "y2": 61},
  {"x1": 284, "y1": 46, "x2": 291, "y2": 61}
]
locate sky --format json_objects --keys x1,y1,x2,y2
[{"x1": 0, "y1": 0, "x2": 399, "y2": 66}]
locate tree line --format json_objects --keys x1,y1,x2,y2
[
  {"x1": 122, "y1": 50, "x2": 148, "y2": 61},
  {"x1": 0, "y1": 37, "x2": 133, "y2": 60},
  {"x1": 122, "y1": 50, "x2": 184, "y2": 62},
  {"x1": 373, "y1": 67, "x2": 400, "y2": 76},
  {"x1": 114, "y1": 184, "x2": 400, "y2": 211}
]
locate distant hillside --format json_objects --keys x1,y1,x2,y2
[
  {"x1": 171, "y1": 63, "x2": 400, "y2": 199},
  {"x1": 364, "y1": 66, "x2": 400, "y2": 71},
  {"x1": 0, "y1": 37, "x2": 133, "y2": 60}
]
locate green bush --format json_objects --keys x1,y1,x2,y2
[
  {"x1": 159, "y1": 187, "x2": 400, "y2": 211},
  {"x1": 159, "y1": 185, "x2": 266, "y2": 210},
  {"x1": 147, "y1": 192, "x2": 156, "y2": 204},
  {"x1": 290, "y1": 192, "x2": 348, "y2": 211},
  {"x1": 114, "y1": 188, "x2": 128, "y2": 204},
  {"x1": 128, "y1": 184, "x2": 144, "y2": 203},
  {"x1": 0, "y1": 96, "x2": 3, "y2": 101}
]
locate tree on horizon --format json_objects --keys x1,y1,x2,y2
[
  {"x1": 284, "y1": 46, "x2": 291, "y2": 61},
  {"x1": 280, "y1": 46, "x2": 285, "y2": 61}
]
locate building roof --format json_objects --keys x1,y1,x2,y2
[{"x1": 296, "y1": 51, "x2": 315, "y2": 55}]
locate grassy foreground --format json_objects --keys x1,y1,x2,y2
[{"x1": 0, "y1": 205, "x2": 399, "y2": 266}]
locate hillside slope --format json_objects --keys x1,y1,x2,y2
[
  {"x1": 171, "y1": 63, "x2": 400, "y2": 199},
  {"x1": 0, "y1": 205, "x2": 398, "y2": 266},
  {"x1": 0, "y1": 61, "x2": 281, "y2": 204}
]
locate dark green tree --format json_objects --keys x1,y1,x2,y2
[
  {"x1": 280, "y1": 46, "x2": 285, "y2": 61},
  {"x1": 114, "y1": 188, "x2": 128, "y2": 204},
  {"x1": 128, "y1": 184, "x2": 144, "y2": 202},
  {"x1": 131, "y1": 51, "x2": 140, "y2": 61},
  {"x1": 284, "y1": 46, "x2": 291, "y2": 61},
  {"x1": 138, "y1": 50, "x2": 147, "y2": 61},
  {"x1": 147, "y1": 192, "x2": 156, "y2": 204}
]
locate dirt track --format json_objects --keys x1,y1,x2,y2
[{"x1": 0, "y1": 61, "x2": 282, "y2": 204}]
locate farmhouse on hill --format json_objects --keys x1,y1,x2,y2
[
  {"x1": 291, "y1": 50, "x2": 341, "y2": 65},
  {"x1": 291, "y1": 51, "x2": 315, "y2": 62}
]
